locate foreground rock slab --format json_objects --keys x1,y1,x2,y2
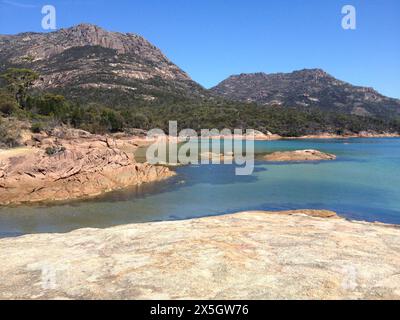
[
  {"x1": 264, "y1": 149, "x2": 336, "y2": 162},
  {"x1": 0, "y1": 210, "x2": 399, "y2": 300}
]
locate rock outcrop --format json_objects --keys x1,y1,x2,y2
[
  {"x1": 252, "y1": 130, "x2": 282, "y2": 140},
  {"x1": 0, "y1": 128, "x2": 174, "y2": 205},
  {"x1": 0, "y1": 210, "x2": 399, "y2": 299},
  {"x1": 264, "y1": 149, "x2": 336, "y2": 162}
]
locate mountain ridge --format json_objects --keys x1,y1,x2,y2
[
  {"x1": 2, "y1": 23, "x2": 399, "y2": 118},
  {"x1": 210, "y1": 69, "x2": 400, "y2": 118},
  {"x1": 1, "y1": 23, "x2": 400, "y2": 138},
  {"x1": 0, "y1": 23, "x2": 209, "y2": 106}
]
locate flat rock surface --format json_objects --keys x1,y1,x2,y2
[
  {"x1": 0, "y1": 147, "x2": 35, "y2": 161},
  {"x1": 264, "y1": 149, "x2": 336, "y2": 162},
  {"x1": 0, "y1": 210, "x2": 399, "y2": 300}
]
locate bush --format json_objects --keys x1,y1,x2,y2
[
  {"x1": 26, "y1": 94, "x2": 70, "y2": 120},
  {"x1": 0, "y1": 90, "x2": 19, "y2": 116},
  {"x1": 100, "y1": 108, "x2": 124, "y2": 132},
  {"x1": 31, "y1": 122, "x2": 44, "y2": 133},
  {"x1": 0, "y1": 117, "x2": 20, "y2": 148},
  {"x1": 45, "y1": 146, "x2": 66, "y2": 156}
]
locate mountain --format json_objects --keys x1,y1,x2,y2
[
  {"x1": 2, "y1": 25, "x2": 399, "y2": 119},
  {"x1": 0, "y1": 24, "x2": 208, "y2": 106},
  {"x1": 1, "y1": 24, "x2": 399, "y2": 137},
  {"x1": 210, "y1": 69, "x2": 400, "y2": 119}
]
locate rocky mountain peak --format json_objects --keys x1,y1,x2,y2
[
  {"x1": 57, "y1": 23, "x2": 156, "y2": 54},
  {"x1": 1, "y1": 23, "x2": 167, "y2": 63},
  {"x1": 0, "y1": 24, "x2": 207, "y2": 104},
  {"x1": 69, "y1": 23, "x2": 102, "y2": 31},
  {"x1": 293, "y1": 68, "x2": 328, "y2": 75}
]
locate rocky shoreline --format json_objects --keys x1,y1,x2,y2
[
  {"x1": 264, "y1": 149, "x2": 337, "y2": 162},
  {"x1": 0, "y1": 128, "x2": 174, "y2": 206},
  {"x1": 200, "y1": 131, "x2": 400, "y2": 141},
  {"x1": 0, "y1": 210, "x2": 399, "y2": 299},
  {"x1": 290, "y1": 132, "x2": 400, "y2": 140}
]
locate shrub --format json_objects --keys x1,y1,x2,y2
[
  {"x1": 0, "y1": 117, "x2": 20, "y2": 148},
  {"x1": 31, "y1": 122, "x2": 44, "y2": 133},
  {"x1": 0, "y1": 90, "x2": 19, "y2": 116},
  {"x1": 45, "y1": 146, "x2": 66, "y2": 156},
  {"x1": 100, "y1": 108, "x2": 124, "y2": 132}
]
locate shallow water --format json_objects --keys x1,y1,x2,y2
[{"x1": 1, "y1": 138, "x2": 399, "y2": 238}]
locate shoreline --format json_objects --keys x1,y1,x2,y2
[
  {"x1": 1, "y1": 130, "x2": 399, "y2": 207},
  {"x1": 172, "y1": 132, "x2": 400, "y2": 141},
  {"x1": 241, "y1": 133, "x2": 400, "y2": 140},
  {"x1": 286, "y1": 133, "x2": 400, "y2": 140}
]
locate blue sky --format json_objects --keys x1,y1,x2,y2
[{"x1": 0, "y1": 0, "x2": 399, "y2": 98}]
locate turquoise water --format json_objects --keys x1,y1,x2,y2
[{"x1": 0, "y1": 138, "x2": 399, "y2": 237}]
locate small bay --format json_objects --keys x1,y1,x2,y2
[{"x1": 0, "y1": 137, "x2": 399, "y2": 238}]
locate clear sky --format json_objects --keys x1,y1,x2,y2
[{"x1": 0, "y1": 0, "x2": 399, "y2": 98}]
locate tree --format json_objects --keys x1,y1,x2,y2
[
  {"x1": 36, "y1": 94, "x2": 68, "y2": 117},
  {"x1": 1, "y1": 68, "x2": 39, "y2": 107},
  {"x1": 100, "y1": 108, "x2": 124, "y2": 132},
  {"x1": 0, "y1": 89, "x2": 19, "y2": 116}
]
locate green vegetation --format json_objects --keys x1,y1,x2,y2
[
  {"x1": 1, "y1": 68, "x2": 39, "y2": 107},
  {"x1": 1, "y1": 68, "x2": 399, "y2": 139},
  {"x1": 45, "y1": 145, "x2": 66, "y2": 156},
  {"x1": 0, "y1": 89, "x2": 19, "y2": 116},
  {"x1": 0, "y1": 117, "x2": 20, "y2": 148}
]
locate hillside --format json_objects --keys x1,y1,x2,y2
[
  {"x1": 0, "y1": 24, "x2": 209, "y2": 106},
  {"x1": 210, "y1": 69, "x2": 400, "y2": 119}
]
